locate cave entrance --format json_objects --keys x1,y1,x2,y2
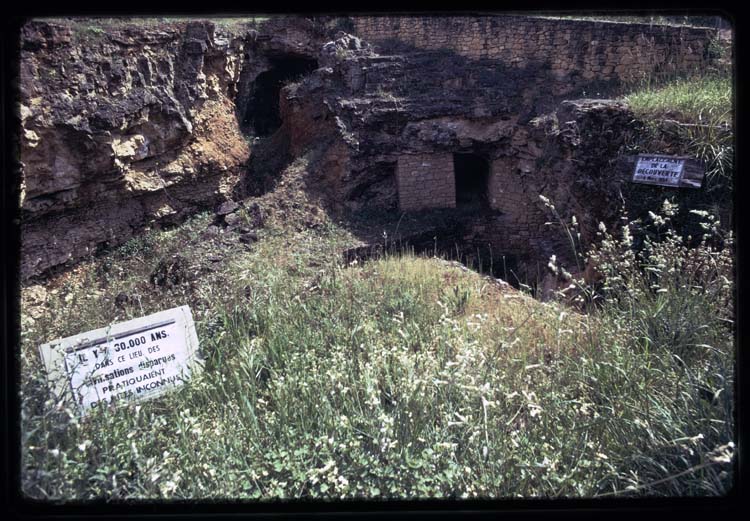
[
  {"x1": 245, "y1": 56, "x2": 318, "y2": 137},
  {"x1": 453, "y1": 153, "x2": 490, "y2": 209}
]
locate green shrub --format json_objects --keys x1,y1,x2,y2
[{"x1": 540, "y1": 195, "x2": 734, "y2": 495}]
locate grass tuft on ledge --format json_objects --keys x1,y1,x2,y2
[{"x1": 624, "y1": 74, "x2": 732, "y2": 126}]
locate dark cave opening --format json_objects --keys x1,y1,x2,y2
[
  {"x1": 244, "y1": 56, "x2": 318, "y2": 137},
  {"x1": 453, "y1": 153, "x2": 490, "y2": 209}
]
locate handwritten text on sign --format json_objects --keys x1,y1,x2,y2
[
  {"x1": 632, "y1": 155, "x2": 686, "y2": 187},
  {"x1": 39, "y1": 306, "x2": 201, "y2": 414}
]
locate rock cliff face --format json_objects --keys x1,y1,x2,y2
[
  {"x1": 19, "y1": 20, "x2": 254, "y2": 280},
  {"x1": 18, "y1": 16, "x2": 727, "y2": 282}
]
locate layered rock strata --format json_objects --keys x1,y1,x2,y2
[{"x1": 18, "y1": 16, "x2": 727, "y2": 281}]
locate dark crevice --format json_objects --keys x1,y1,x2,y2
[
  {"x1": 346, "y1": 163, "x2": 398, "y2": 209},
  {"x1": 454, "y1": 153, "x2": 490, "y2": 210},
  {"x1": 243, "y1": 56, "x2": 318, "y2": 137},
  {"x1": 237, "y1": 130, "x2": 291, "y2": 199}
]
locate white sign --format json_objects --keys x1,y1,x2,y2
[
  {"x1": 632, "y1": 155, "x2": 686, "y2": 187},
  {"x1": 39, "y1": 306, "x2": 202, "y2": 415}
]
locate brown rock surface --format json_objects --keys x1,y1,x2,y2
[
  {"x1": 18, "y1": 16, "x2": 728, "y2": 283},
  {"x1": 19, "y1": 19, "x2": 251, "y2": 281}
]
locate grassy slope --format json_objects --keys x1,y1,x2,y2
[
  {"x1": 530, "y1": 15, "x2": 727, "y2": 29},
  {"x1": 20, "y1": 200, "x2": 734, "y2": 499}
]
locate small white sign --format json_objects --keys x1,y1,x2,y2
[
  {"x1": 39, "y1": 306, "x2": 202, "y2": 415},
  {"x1": 633, "y1": 155, "x2": 686, "y2": 187}
]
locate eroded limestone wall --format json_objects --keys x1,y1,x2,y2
[
  {"x1": 351, "y1": 16, "x2": 718, "y2": 91},
  {"x1": 18, "y1": 17, "x2": 327, "y2": 281}
]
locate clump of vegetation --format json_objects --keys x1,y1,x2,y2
[
  {"x1": 622, "y1": 69, "x2": 733, "y2": 191},
  {"x1": 543, "y1": 196, "x2": 734, "y2": 492},
  {"x1": 625, "y1": 74, "x2": 731, "y2": 126},
  {"x1": 20, "y1": 194, "x2": 734, "y2": 499}
]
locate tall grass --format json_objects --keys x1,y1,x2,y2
[
  {"x1": 20, "y1": 200, "x2": 734, "y2": 500},
  {"x1": 623, "y1": 73, "x2": 734, "y2": 187},
  {"x1": 625, "y1": 75, "x2": 732, "y2": 126},
  {"x1": 541, "y1": 196, "x2": 734, "y2": 494}
]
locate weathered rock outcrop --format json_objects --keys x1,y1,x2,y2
[
  {"x1": 19, "y1": 20, "x2": 255, "y2": 280},
  {"x1": 18, "y1": 16, "x2": 728, "y2": 282},
  {"x1": 280, "y1": 30, "x2": 726, "y2": 278}
]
